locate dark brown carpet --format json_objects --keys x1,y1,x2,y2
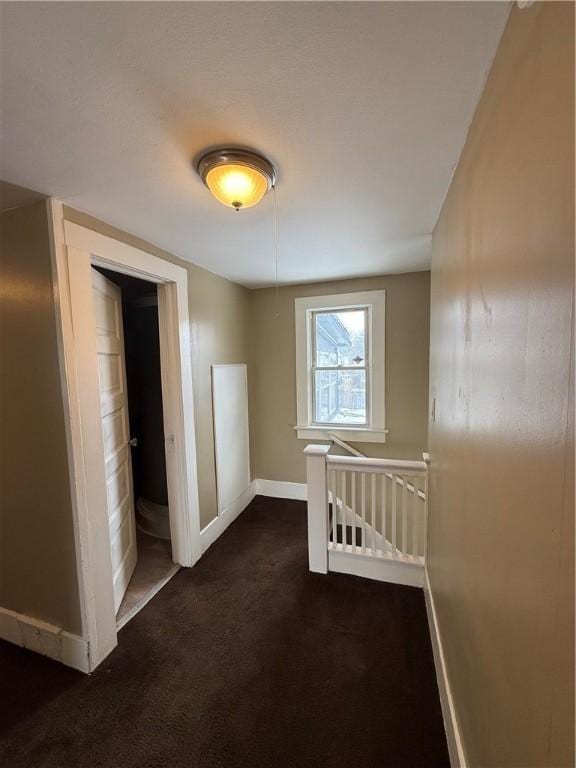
[{"x1": 0, "y1": 496, "x2": 449, "y2": 768}]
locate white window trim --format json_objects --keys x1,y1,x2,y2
[{"x1": 294, "y1": 290, "x2": 387, "y2": 443}]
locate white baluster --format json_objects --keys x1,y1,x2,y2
[
  {"x1": 402, "y1": 477, "x2": 408, "y2": 557},
  {"x1": 391, "y1": 475, "x2": 397, "y2": 557},
  {"x1": 329, "y1": 469, "x2": 336, "y2": 548},
  {"x1": 382, "y1": 473, "x2": 387, "y2": 557},
  {"x1": 371, "y1": 473, "x2": 376, "y2": 556},
  {"x1": 351, "y1": 472, "x2": 356, "y2": 551},
  {"x1": 361, "y1": 472, "x2": 366, "y2": 552},
  {"x1": 334, "y1": 469, "x2": 340, "y2": 544},
  {"x1": 412, "y1": 478, "x2": 418, "y2": 557},
  {"x1": 342, "y1": 469, "x2": 347, "y2": 551}
]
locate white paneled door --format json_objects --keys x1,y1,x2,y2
[{"x1": 91, "y1": 268, "x2": 137, "y2": 612}]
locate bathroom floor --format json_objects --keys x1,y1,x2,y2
[{"x1": 116, "y1": 529, "x2": 178, "y2": 628}]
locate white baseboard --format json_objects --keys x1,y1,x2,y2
[
  {"x1": 200, "y1": 482, "x2": 257, "y2": 554},
  {"x1": 424, "y1": 569, "x2": 467, "y2": 768},
  {"x1": 0, "y1": 606, "x2": 89, "y2": 673},
  {"x1": 329, "y1": 548, "x2": 424, "y2": 587},
  {"x1": 200, "y1": 478, "x2": 307, "y2": 556},
  {"x1": 255, "y1": 479, "x2": 307, "y2": 501}
]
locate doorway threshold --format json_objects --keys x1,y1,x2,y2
[{"x1": 116, "y1": 532, "x2": 180, "y2": 630}]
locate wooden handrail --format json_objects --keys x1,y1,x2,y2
[
  {"x1": 327, "y1": 438, "x2": 426, "y2": 499},
  {"x1": 329, "y1": 433, "x2": 365, "y2": 458},
  {"x1": 326, "y1": 454, "x2": 427, "y2": 474}
]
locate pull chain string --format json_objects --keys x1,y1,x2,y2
[{"x1": 272, "y1": 184, "x2": 279, "y2": 320}]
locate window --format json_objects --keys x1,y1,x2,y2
[
  {"x1": 295, "y1": 291, "x2": 386, "y2": 442},
  {"x1": 312, "y1": 308, "x2": 368, "y2": 425}
]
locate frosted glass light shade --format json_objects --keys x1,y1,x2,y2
[
  {"x1": 205, "y1": 164, "x2": 269, "y2": 210},
  {"x1": 196, "y1": 149, "x2": 276, "y2": 211}
]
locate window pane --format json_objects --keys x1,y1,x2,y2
[
  {"x1": 314, "y1": 310, "x2": 366, "y2": 367},
  {"x1": 314, "y1": 369, "x2": 366, "y2": 425}
]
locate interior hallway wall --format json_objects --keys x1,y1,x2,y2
[
  {"x1": 427, "y1": 3, "x2": 574, "y2": 766},
  {"x1": 0, "y1": 201, "x2": 254, "y2": 637},
  {"x1": 63, "y1": 207, "x2": 253, "y2": 531},
  {"x1": 250, "y1": 272, "x2": 430, "y2": 483},
  {"x1": 0, "y1": 202, "x2": 81, "y2": 633}
]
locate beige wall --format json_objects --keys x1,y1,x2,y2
[
  {"x1": 63, "y1": 207, "x2": 254, "y2": 531},
  {"x1": 251, "y1": 272, "x2": 430, "y2": 483},
  {"x1": 427, "y1": 4, "x2": 574, "y2": 767},
  {"x1": 0, "y1": 202, "x2": 430, "y2": 635},
  {"x1": 0, "y1": 202, "x2": 81, "y2": 633},
  {"x1": 0, "y1": 201, "x2": 253, "y2": 636}
]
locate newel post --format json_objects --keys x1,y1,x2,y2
[
  {"x1": 422, "y1": 452, "x2": 430, "y2": 563},
  {"x1": 304, "y1": 444, "x2": 331, "y2": 574}
]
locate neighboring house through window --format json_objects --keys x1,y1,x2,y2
[{"x1": 295, "y1": 291, "x2": 387, "y2": 443}]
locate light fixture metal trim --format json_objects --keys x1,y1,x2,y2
[
  {"x1": 196, "y1": 148, "x2": 277, "y2": 210},
  {"x1": 196, "y1": 148, "x2": 276, "y2": 189}
]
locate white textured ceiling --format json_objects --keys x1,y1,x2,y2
[{"x1": 0, "y1": 2, "x2": 509, "y2": 287}]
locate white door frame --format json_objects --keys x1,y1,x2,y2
[{"x1": 47, "y1": 199, "x2": 201, "y2": 670}]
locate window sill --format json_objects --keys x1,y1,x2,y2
[{"x1": 294, "y1": 425, "x2": 388, "y2": 444}]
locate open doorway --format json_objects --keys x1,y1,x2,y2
[
  {"x1": 94, "y1": 267, "x2": 179, "y2": 629},
  {"x1": 51, "y1": 204, "x2": 202, "y2": 671}
]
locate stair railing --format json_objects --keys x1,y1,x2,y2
[
  {"x1": 330, "y1": 433, "x2": 426, "y2": 500},
  {"x1": 304, "y1": 444, "x2": 429, "y2": 576}
]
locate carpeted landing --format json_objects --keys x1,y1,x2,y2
[{"x1": 0, "y1": 496, "x2": 449, "y2": 768}]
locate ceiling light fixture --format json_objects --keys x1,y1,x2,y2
[{"x1": 196, "y1": 148, "x2": 276, "y2": 211}]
